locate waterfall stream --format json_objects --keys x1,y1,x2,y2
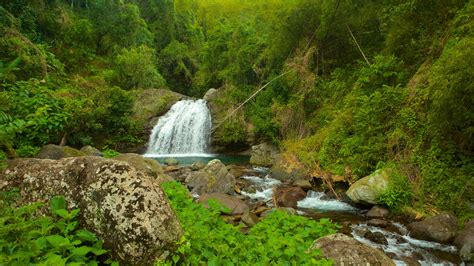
[{"x1": 146, "y1": 99, "x2": 212, "y2": 155}]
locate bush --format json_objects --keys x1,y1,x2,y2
[
  {"x1": 378, "y1": 165, "x2": 413, "y2": 211},
  {"x1": 160, "y1": 181, "x2": 338, "y2": 265},
  {"x1": 0, "y1": 193, "x2": 116, "y2": 265}
]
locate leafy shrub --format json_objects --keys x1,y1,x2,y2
[
  {"x1": 102, "y1": 147, "x2": 120, "y2": 158},
  {"x1": 378, "y1": 165, "x2": 413, "y2": 211},
  {"x1": 0, "y1": 194, "x2": 116, "y2": 265},
  {"x1": 160, "y1": 181, "x2": 337, "y2": 265}
]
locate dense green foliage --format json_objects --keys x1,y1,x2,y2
[
  {"x1": 160, "y1": 181, "x2": 338, "y2": 265},
  {"x1": 0, "y1": 192, "x2": 115, "y2": 265},
  {"x1": 0, "y1": 0, "x2": 472, "y2": 220}
]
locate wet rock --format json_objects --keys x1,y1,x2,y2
[
  {"x1": 364, "y1": 231, "x2": 388, "y2": 245},
  {"x1": 185, "y1": 159, "x2": 236, "y2": 195},
  {"x1": 249, "y1": 143, "x2": 279, "y2": 167},
  {"x1": 346, "y1": 168, "x2": 391, "y2": 205},
  {"x1": 454, "y1": 220, "x2": 474, "y2": 262},
  {"x1": 164, "y1": 165, "x2": 180, "y2": 173},
  {"x1": 0, "y1": 157, "x2": 183, "y2": 265},
  {"x1": 367, "y1": 206, "x2": 390, "y2": 219},
  {"x1": 164, "y1": 158, "x2": 179, "y2": 166},
  {"x1": 408, "y1": 213, "x2": 458, "y2": 243},
  {"x1": 36, "y1": 144, "x2": 86, "y2": 159},
  {"x1": 309, "y1": 233, "x2": 395, "y2": 265},
  {"x1": 367, "y1": 219, "x2": 389, "y2": 228},
  {"x1": 80, "y1": 145, "x2": 103, "y2": 156},
  {"x1": 227, "y1": 165, "x2": 249, "y2": 178},
  {"x1": 270, "y1": 154, "x2": 307, "y2": 182},
  {"x1": 275, "y1": 186, "x2": 306, "y2": 209},
  {"x1": 198, "y1": 193, "x2": 249, "y2": 215},
  {"x1": 292, "y1": 179, "x2": 312, "y2": 191},
  {"x1": 113, "y1": 153, "x2": 164, "y2": 178},
  {"x1": 241, "y1": 210, "x2": 259, "y2": 227}
]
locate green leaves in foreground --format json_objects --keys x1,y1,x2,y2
[
  {"x1": 0, "y1": 194, "x2": 117, "y2": 265},
  {"x1": 160, "y1": 181, "x2": 338, "y2": 265}
]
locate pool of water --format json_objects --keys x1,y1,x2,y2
[{"x1": 143, "y1": 153, "x2": 250, "y2": 165}]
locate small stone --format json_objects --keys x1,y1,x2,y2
[
  {"x1": 164, "y1": 158, "x2": 179, "y2": 166},
  {"x1": 292, "y1": 179, "x2": 312, "y2": 190},
  {"x1": 241, "y1": 210, "x2": 259, "y2": 227},
  {"x1": 364, "y1": 231, "x2": 388, "y2": 245}
]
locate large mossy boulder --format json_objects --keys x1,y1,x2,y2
[
  {"x1": 346, "y1": 169, "x2": 391, "y2": 205},
  {"x1": 249, "y1": 142, "x2": 279, "y2": 167},
  {"x1": 309, "y1": 233, "x2": 395, "y2": 265},
  {"x1": 36, "y1": 144, "x2": 86, "y2": 159},
  {"x1": 185, "y1": 159, "x2": 236, "y2": 195},
  {"x1": 113, "y1": 153, "x2": 164, "y2": 178},
  {"x1": 0, "y1": 157, "x2": 183, "y2": 265},
  {"x1": 408, "y1": 213, "x2": 458, "y2": 244}
]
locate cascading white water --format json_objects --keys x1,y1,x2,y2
[{"x1": 146, "y1": 99, "x2": 212, "y2": 155}]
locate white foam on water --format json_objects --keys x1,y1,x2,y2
[
  {"x1": 297, "y1": 191, "x2": 359, "y2": 212},
  {"x1": 351, "y1": 223, "x2": 458, "y2": 265}
]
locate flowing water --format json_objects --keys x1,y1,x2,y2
[
  {"x1": 146, "y1": 99, "x2": 212, "y2": 155},
  {"x1": 239, "y1": 169, "x2": 461, "y2": 265}
]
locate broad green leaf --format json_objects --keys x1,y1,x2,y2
[
  {"x1": 46, "y1": 235, "x2": 70, "y2": 248},
  {"x1": 75, "y1": 229, "x2": 97, "y2": 242},
  {"x1": 50, "y1": 196, "x2": 67, "y2": 212}
]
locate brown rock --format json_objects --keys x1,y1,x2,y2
[
  {"x1": 408, "y1": 213, "x2": 458, "y2": 243},
  {"x1": 309, "y1": 233, "x2": 395, "y2": 265},
  {"x1": 198, "y1": 193, "x2": 249, "y2": 215},
  {"x1": 292, "y1": 179, "x2": 312, "y2": 190},
  {"x1": 367, "y1": 219, "x2": 389, "y2": 228},
  {"x1": 241, "y1": 210, "x2": 259, "y2": 227},
  {"x1": 275, "y1": 186, "x2": 307, "y2": 209},
  {"x1": 185, "y1": 159, "x2": 236, "y2": 195},
  {"x1": 367, "y1": 206, "x2": 390, "y2": 219},
  {"x1": 364, "y1": 231, "x2": 388, "y2": 245}
]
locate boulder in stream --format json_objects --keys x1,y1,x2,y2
[
  {"x1": 185, "y1": 159, "x2": 236, "y2": 195},
  {"x1": 249, "y1": 142, "x2": 279, "y2": 167},
  {"x1": 454, "y1": 220, "x2": 474, "y2": 262},
  {"x1": 274, "y1": 186, "x2": 307, "y2": 209},
  {"x1": 198, "y1": 193, "x2": 249, "y2": 215},
  {"x1": 346, "y1": 168, "x2": 391, "y2": 205},
  {"x1": 408, "y1": 213, "x2": 458, "y2": 243},
  {"x1": 0, "y1": 156, "x2": 183, "y2": 265},
  {"x1": 36, "y1": 144, "x2": 86, "y2": 159},
  {"x1": 367, "y1": 206, "x2": 390, "y2": 219},
  {"x1": 309, "y1": 233, "x2": 395, "y2": 265}
]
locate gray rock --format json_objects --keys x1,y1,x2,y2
[
  {"x1": 80, "y1": 145, "x2": 103, "y2": 157},
  {"x1": 309, "y1": 233, "x2": 395, "y2": 265},
  {"x1": 0, "y1": 157, "x2": 183, "y2": 265},
  {"x1": 203, "y1": 88, "x2": 218, "y2": 101},
  {"x1": 191, "y1": 161, "x2": 206, "y2": 170},
  {"x1": 36, "y1": 144, "x2": 86, "y2": 159},
  {"x1": 113, "y1": 153, "x2": 164, "y2": 178},
  {"x1": 249, "y1": 142, "x2": 279, "y2": 167},
  {"x1": 454, "y1": 220, "x2": 474, "y2": 262},
  {"x1": 408, "y1": 213, "x2": 458, "y2": 243},
  {"x1": 367, "y1": 206, "x2": 390, "y2": 219},
  {"x1": 198, "y1": 193, "x2": 249, "y2": 215},
  {"x1": 185, "y1": 159, "x2": 236, "y2": 195},
  {"x1": 346, "y1": 169, "x2": 392, "y2": 205}
]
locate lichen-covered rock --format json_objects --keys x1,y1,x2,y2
[
  {"x1": 80, "y1": 145, "x2": 103, "y2": 156},
  {"x1": 346, "y1": 169, "x2": 391, "y2": 205},
  {"x1": 36, "y1": 144, "x2": 86, "y2": 159},
  {"x1": 309, "y1": 233, "x2": 395, "y2": 265},
  {"x1": 249, "y1": 142, "x2": 279, "y2": 167},
  {"x1": 408, "y1": 213, "x2": 458, "y2": 243},
  {"x1": 113, "y1": 153, "x2": 164, "y2": 178},
  {"x1": 185, "y1": 159, "x2": 236, "y2": 195},
  {"x1": 455, "y1": 220, "x2": 474, "y2": 262},
  {"x1": 203, "y1": 88, "x2": 218, "y2": 101},
  {"x1": 0, "y1": 157, "x2": 183, "y2": 265},
  {"x1": 198, "y1": 193, "x2": 249, "y2": 215}
]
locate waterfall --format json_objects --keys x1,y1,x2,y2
[{"x1": 146, "y1": 99, "x2": 212, "y2": 155}]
